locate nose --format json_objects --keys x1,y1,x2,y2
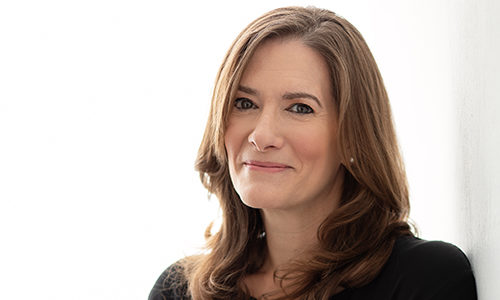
[{"x1": 248, "y1": 110, "x2": 284, "y2": 152}]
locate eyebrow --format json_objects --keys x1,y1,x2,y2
[
  {"x1": 238, "y1": 85, "x2": 323, "y2": 108},
  {"x1": 283, "y1": 92, "x2": 322, "y2": 108},
  {"x1": 238, "y1": 85, "x2": 258, "y2": 96}
]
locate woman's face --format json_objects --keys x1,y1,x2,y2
[{"x1": 224, "y1": 38, "x2": 343, "y2": 213}]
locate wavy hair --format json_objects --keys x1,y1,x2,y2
[{"x1": 185, "y1": 6, "x2": 413, "y2": 300}]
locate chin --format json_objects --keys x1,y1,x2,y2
[{"x1": 238, "y1": 191, "x2": 289, "y2": 210}]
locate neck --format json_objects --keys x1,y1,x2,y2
[
  {"x1": 260, "y1": 210, "x2": 324, "y2": 271},
  {"x1": 242, "y1": 170, "x2": 344, "y2": 298},
  {"x1": 259, "y1": 170, "x2": 344, "y2": 272}
]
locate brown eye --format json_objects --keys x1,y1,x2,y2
[
  {"x1": 234, "y1": 98, "x2": 257, "y2": 110},
  {"x1": 287, "y1": 103, "x2": 314, "y2": 114}
]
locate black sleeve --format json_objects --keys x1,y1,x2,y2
[
  {"x1": 397, "y1": 239, "x2": 478, "y2": 300},
  {"x1": 430, "y1": 268, "x2": 477, "y2": 300},
  {"x1": 148, "y1": 262, "x2": 190, "y2": 300}
]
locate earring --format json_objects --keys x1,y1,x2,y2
[{"x1": 349, "y1": 157, "x2": 354, "y2": 163}]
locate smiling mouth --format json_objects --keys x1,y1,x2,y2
[{"x1": 243, "y1": 161, "x2": 292, "y2": 173}]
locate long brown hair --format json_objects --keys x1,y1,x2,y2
[{"x1": 186, "y1": 6, "x2": 413, "y2": 299}]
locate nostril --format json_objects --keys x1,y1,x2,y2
[{"x1": 248, "y1": 126, "x2": 284, "y2": 152}]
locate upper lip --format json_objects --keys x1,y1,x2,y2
[{"x1": 244, "y1": 160, "x2": 292, "y2": 168}]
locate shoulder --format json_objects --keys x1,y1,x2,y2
[
  {"x1": 148, "y1": 260, "x2": 190, "y2": 300},
  {"x1": 339, "y1": 235, "x2": 477, "y2": 300},
  {"x1": 388, "y1": 235, "x2": 477, "y2": 299},
  {"x1": 393, "y1": 235, "x2": 472, "y2": 277}
]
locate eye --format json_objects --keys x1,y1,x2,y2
[
  {"x1": 234, "y1": 98, "x2": 257, "y2": 110},
  {"x1": 287, "y1": 103, "x2": 314, "y2": 114}
]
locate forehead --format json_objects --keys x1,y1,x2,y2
[{"x1": 239, "y1": 38, "x2": 333, "y2": 98}]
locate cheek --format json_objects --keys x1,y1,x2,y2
[
  {"x1": 224, "y1": 123, "x2": 241, "y2": 160},
  {"x1": 224, "y1": 123, "x2": 249, "y2": 201},
  {"x1": 224, "y1": 120, "x2": 249, "y2": 175},
  {"x1": 224, "y1": 116, "x2": 256, "y2": 155},
  {"x1": 292, "y1": 126, "x2": 336, "y2": 163}
]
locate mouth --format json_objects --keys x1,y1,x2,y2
[{"x1": 243, "y1": 160, "x2": 292, "y2": 173}]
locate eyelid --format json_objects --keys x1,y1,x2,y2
[
  {"x1": 282, "y1": 92, "x2": 322, "y2": 109},
  {"x1": 234, "y1": 97, "x2": 253, "y2": 104}
]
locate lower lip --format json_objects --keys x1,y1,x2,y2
[{"x1": 244, "y1": 164, "x2": 291, "y2": 173}]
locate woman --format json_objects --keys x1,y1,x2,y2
[{"x1": 150, "y1": 6, "x2": 477, "y2": 300}]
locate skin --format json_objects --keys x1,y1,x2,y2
[{"x1": 224, "y1": 38, "x2": 345, "y2": 298}]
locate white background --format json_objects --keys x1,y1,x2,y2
[{"x1": 1, "y1": 1, "x2": 498, "y2": 299}]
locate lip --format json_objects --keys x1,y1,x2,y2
[{"x1": 243, "y1": 160, "x2": 292, "y2": 173}]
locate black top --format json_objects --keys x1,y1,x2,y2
[{"x1": 149, "y1": 235, "x2": 477, "y2": 300}]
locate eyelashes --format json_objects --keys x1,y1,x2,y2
[
  {"x1": 233, "y1": 98, "x2": 315, "y2": 115},
  {"x1": 287, "y1": 103, "x2": 314, "y2": 114},
  {"x1": 234, "y1": 98, "x2": 257, "y2": 110}
]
